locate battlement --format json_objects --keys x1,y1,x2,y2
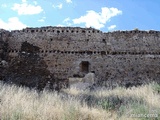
[
  {"x1": 104, "y1": 29, "x2": 160, "y2": 35},
  {"x1": 8, "y1": 26, "x2": 102, "y2": 34},
  {"x1": 1, "y1": 27, "x2": 160, "y2": 39}
]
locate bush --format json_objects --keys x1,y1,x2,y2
[
  {"x1": 152, "y1": 82, "x2": 160, "y2": 93},
  {"x1": 97, "y1": 96, "x2": 122, "y2": 110}
]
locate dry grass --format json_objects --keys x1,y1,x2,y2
[{"x1": 0, "y1": 82, "x2": 159, "y2": 120}]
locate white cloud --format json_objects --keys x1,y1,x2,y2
[
  {"x1": 38, "y1": 19, "x2": 44, "y2": 22},
  {"x1": 22, "y1": 0, "x2": 27, "y2": 3},
  {"x1": 63, "y1": 17, "x2": 70, "y2": 22},
  {"x1": 38, "y1": 17, "x2": 46, "y2": 22},
  {"x1": 12, "y1": 0, "x2": 43, "y2": 15},
  {"x1": 73, "y1": 7, "x2": 122, "y2": 29},
  {"x1": 1, "y1": 4, "x2": 7, "y2": 8},
  {"x1": 57, "y1": 4, "x2": 63, "y2": 9},
  {"x1": 108, "y1": 25, "x2": 116, "y2": 31},
  {"x1": 0, "y1": 17, "x2": 27, "y2": 30},
  {"x1": 53, "y1": 3, "x2": 63, "y2": 9},
  {"x1": 63, "y1": 17, "x2": 72, "y2": 26},
  {"x1": 56, "y1": 24, "x2": 64, "y2": 27},
  {"x1": 66, "y1": 0, "x2": 72, "y2": 3}
]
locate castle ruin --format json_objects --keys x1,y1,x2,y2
[{"x1": 0, "y1": 26, "x2": 160, "y2": 88}]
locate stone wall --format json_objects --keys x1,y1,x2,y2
[{"x1": 1, "y1": 27, "x2": 160, "y2": 88}]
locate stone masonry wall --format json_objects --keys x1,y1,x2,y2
[{"x1": 1, "y1": 27, "x2": 160, "y2": 87}]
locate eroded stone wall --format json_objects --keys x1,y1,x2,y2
[{"x1": 1, "y1": 27, "x2": 160, "y2": 87}]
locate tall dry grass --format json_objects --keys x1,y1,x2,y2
[
  {"x1": 0, "y1": 81, "x2": 159, "y2": 120},
  {"x1": 0, "y1": 82, "x2": 113, "y2": 120}
]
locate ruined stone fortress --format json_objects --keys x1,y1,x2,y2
[{"x1": 1, "y1": 26, "x2": 160, "y2": 87}]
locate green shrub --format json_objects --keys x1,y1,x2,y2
[
  {"x1": 152, "y1": 83, "x2": 160, "y2": 93},
  {"x1": 97, "y1": 96, "x2": 122, "y2": 110}
]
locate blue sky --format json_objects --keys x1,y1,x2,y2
[{"x1": 0, "y1": 0, "x2": 160, "y2": 32}]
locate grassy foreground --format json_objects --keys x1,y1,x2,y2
[{"x1": 0, "y1": 82, "x2": 159, "y2": 120}]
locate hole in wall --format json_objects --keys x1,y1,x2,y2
[
  {"x1": 73, "y1": 74, "x2": 81, "y2": 77},
  {"x1": 31, "y1": 30, "x2": 34, "y2": 33},
  {"x1": 80, "y1": 61, "x2": 90, "y2": 73},
  {"x1": 87, "y1": 51, "x2": 92, "y2": 55},
  {"x1": 102, "y1": 39, "x2": 106, "y2": 43},
  {"x1": 82, "y1": 30, "x2": 85, "y2": 33},
  {"x1": 86, "y1": 39, "x2": 89, "y2": 42},
  {"x1": 57, "y1": 30, "x2": 60, "y2": 33},
  {"x1": 91, "y1": 71, "x2": 95, "y2": 73},
  {"x1": 101, "y1": 51, "x2": 106, "y2": 55}
]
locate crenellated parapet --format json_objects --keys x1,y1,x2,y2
[{"x1": 10, "y1": 26, "x2": 102, "y2": 34}]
